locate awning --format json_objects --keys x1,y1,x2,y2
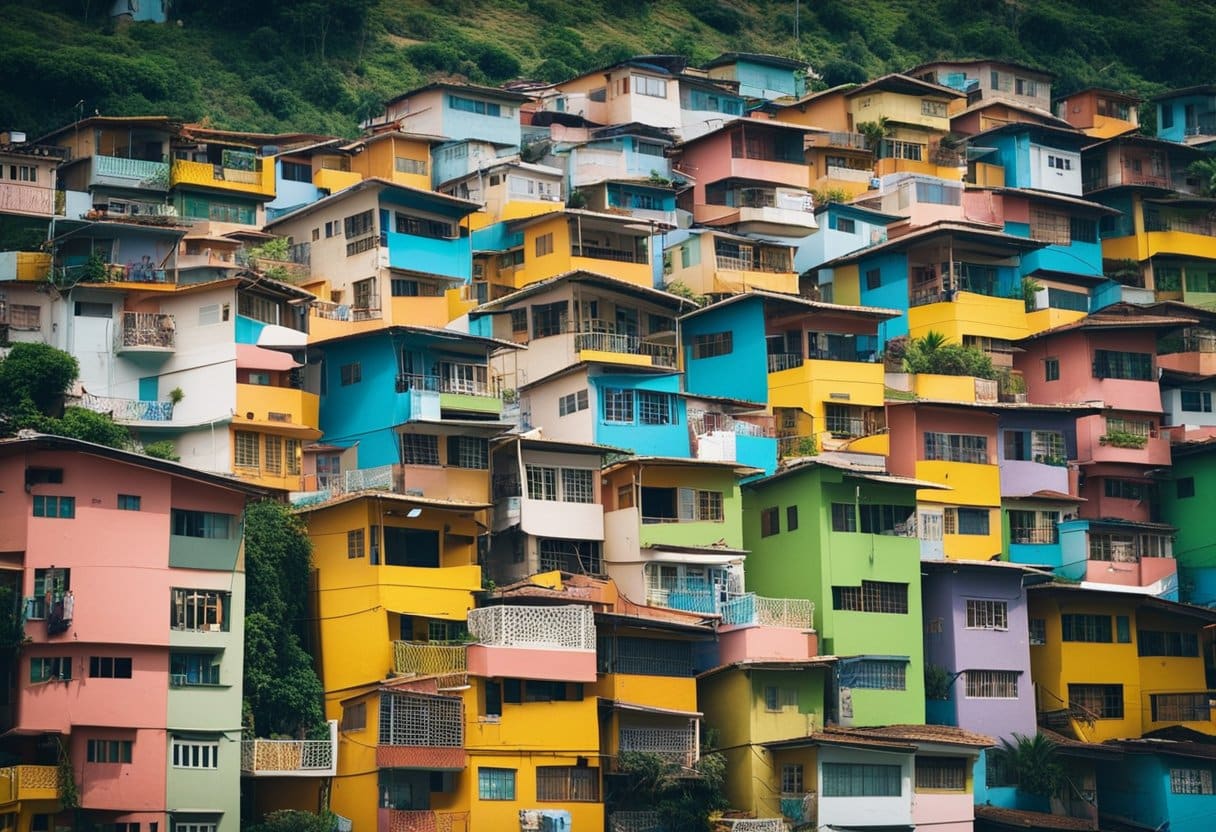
[{"x1": 236, "y1": 343, "x2": 301, "y2": 371}]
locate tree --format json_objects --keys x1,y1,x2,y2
[
  {"x1": 995, "y1": 732, "x2": 1065, "y2": 798},
  {"x1": 902, "y1": 331, "x2": 997, "y2": 380},
  {"x1": 0, "y1": 343, "x2": 79, "y2": 432},
  {"x1": 1189, "y1": 159, "x2": 1216, "y2": 197},
  {"x1": 242, "y1": 501, "x2": 326, "y2": 738},
  {"x1": 248, "y1": 810, "x2": 336, "y2": 832},
  {"x1": 608, "y1": 749, "x2": 730, "y2": 831},
  {"x1": 36, "y1": 407, "x2": 130, "y2": 449}
]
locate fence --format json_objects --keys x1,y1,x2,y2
[
  {"x1": 466, "y1": 604, "x2": 596, "y2": 650},
  {"x1": 393, "y1": 641, "x2": 468, "y2": 689},
  {"x1": 720, "y1": 594, "x2": 814, "y2": 629},
  {"x1": 619, "y1": 723, "x2": 697, "y2": 767}
]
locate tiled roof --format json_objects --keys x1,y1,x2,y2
[
  {"x1": 842, "y1": 724, "x2": 996, "y2": 747},
  {"x1": 974, "y1": 806, "x2": 1096, "y2": 830}
]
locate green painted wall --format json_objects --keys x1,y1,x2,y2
[
  {"x1": 168, "y1": 534, "x2": 242, "y2": 570},
  {"x1": 1161, "y1": 452, "x2": 1216, "y2": 605}
]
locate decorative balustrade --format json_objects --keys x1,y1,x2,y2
[
  {"x1": 343, "y1": 464, "x2": 396, "y2": 493},
  {"x1": 381, "y1": 810, "x2": 469, "y2": 832},
  {"x1": 0, "y1": 764, "x2": 59, "y2": 802},
  {"x1": 379, "y1": 691, "x2": 464, "y2": 748},
  {"x1": 729, "y1": 820, "x2": 787, "y2": 832},
  {"x1": 720, "y1": 594, "x2": 814, "y2": 630},
  {"x1": 1011, "y1": 526, "x2": 1059, "y2": 545},
  {"x1": 393, "y1": 641, "x2": 468, "y2": 689},
  {"x1": 767, "y1": 353, "x2": 804, "y2": 372},
  {"x1": 118, "y1": 311, "x2": 175, "y2": 349},
  {"x1": 94, "y1": 155, "x2": 170, "y2": 188},
  {"x1": 80, "y1": 393, "x2": 174, "y2": 422},
  {"x1": 572, "y1": 331, "x2": 677, "y2": 367},
  {"x1": 240, "y1": 723, "x2": 336, "y2": 776},
  {"x1": 619, "y1": 723, "x2": 698, "y2": 767},
  {"x1": 466, "y1": 604, "x2": 596, "y2": 651},
  {"x1": 974, "y1": 378, "x2": 998, "y2": 403}
]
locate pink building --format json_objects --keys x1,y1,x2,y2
[{"x1": 0, "y1": 435, "x2": 263, "y2": 832}]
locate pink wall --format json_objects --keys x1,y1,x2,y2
[
  {"x1": 1085, "y1": 556, "x2": 1176, "y2": 590},
  {"x1": 72, "y1": 727, "x2": 166, "y2": 811},
  {"x1": 466, "y1": 645, "x2": 597, "y2": 683},
  {"x1": 19, "y1": 646, "x2": 166, "y2": 734},
  {"x1": 1079, "y1": 474, "x2": 1154, "y2": 523},
  {"x1": 911, "y1": 791, "x2": 974, "y2": 832},
  {"x1": 1018, "y1": 330, "x2": 1162, "y2": 412},
  {"x1": 1075, "y1": 414, "x2": 1170, "y2": 468},
  {"x1": 885, "y1": 405, "x2": 920, "y2": 479},
  {"x1": 886, "y1": 405, "x2": 998, "y2": 472},
  {"x1": 716, "y1": 626, "x2": 817, "y2": 665}
]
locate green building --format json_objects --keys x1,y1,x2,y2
[{"x1": 1161, "y1": 439, "x2": 1216, "y2": 607}]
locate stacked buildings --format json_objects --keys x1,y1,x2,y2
[{"x1": 6, "y1": 49, "x2": 1216, "y2": 832}]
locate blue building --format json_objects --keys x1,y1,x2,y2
[
  {"x1": 966, "y1": 122, "x2": 1089, "y2": 196},
  {"x1": 702, "y1": 53, "x2": 809, "y2": 101},
  {"x1": 1153, "y1": 85, "x2": 1216, "y2": 146},
  {"x1": 374, "y1": 82, "x2": 530, "y2": 147},
  {"x1": 1097, "y1": 732, "x2": 1216, "y2": 832}
]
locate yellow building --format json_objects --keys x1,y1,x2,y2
[
  {"x1": 1027, "y1": 585, "x2": 1216, "y2": 743},
  {"x1": 0, "y1": 764, "x2": 61, "y2": 831},
  {"x1": 663, "y1": 230, "x2": 799, "y2": 298},
  {"x1": 844, "y1": 74, "x2": 966, "y2": 180}
]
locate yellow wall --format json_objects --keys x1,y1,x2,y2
[
  {"x1": 594, "y1": 674, "x2": 698, "y2": 714},
  {"x1": 908, "y1": 293, "x2": 1030, "y2": 343},
  {"x1": 831, "y1": 264, "x2": 862, "y2": 306},
  {"x1": 235, "y1": 384, "x2": 320, "y2": 429},
  {"x1": 332, "y1": 691, "x2": 382, "y2": 832},
  {"x1": 970, "y1": 163, "x2": 1006, "y2": 188},
  {"x1": 1025, "y1": 307, "x2": 1087, "y2": 335},
  {"x1": 11, "y1": 252, "x2": 51, "y2": 282},
  {"x1": 351, "y1": 135, "x2": 433, "y2": 191},
  {"x1": 768, "y1": 360, "x2": 886, "y2": 430},
  {"x1": 914, "y1": 462, "x2": 1001, "y2": 508},
  {"x1": 313, "y1": 167, "x2": 362, "y2": 193},
  {"x1": 170, "y1": 157, "x2": 276, "y2": 198},
  {"x1": 850, "y1": 91, "x2": 953, "y2": 134}
]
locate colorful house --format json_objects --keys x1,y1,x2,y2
[
  {"x1": 908, "y1": 59, "x2": 1054, "y2": 115},
  {"x1": 1153, "y1": 85, "x2": 1216, "y2": 146},
  {"x1": 1161, "y1": 438, "x2": 1216, "y2": 606},
  {"x1": 742, "y1": 458, "x2": 929, "y2": 727},
  {"x1": 1056, "y1": 88, "x2": 1143, "y2": 139},
  {"x1": 964, "y1": 122, "x2": 1088, "y2": 196},
  {"x1": 0, "y1": 434, "x2": 266, "y2": 832},
  {"x1": 702, "y1": 53, "x2": 810, "y2": 102},
  {"x1": 1028, "y1": 585, "x2": 1216, "y2": 743},
  {"x1": 537, "y1": 58, "x2": 683, "y2": 131},
  {"x1": 1096, "y1": 732, "x2": 1216, "y2": 832},
  {"x1": 371, "y1": 82, "x2": 530, "y2": 147},
  {"x1": 663, "y1": 229, "x2": 799, "y2": 297},
  {"x1": 843, "y1": 74, "x2": 966, "y2": 179}
]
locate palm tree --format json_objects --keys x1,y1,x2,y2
[{"x1": 995, "y1": 733, "x2": 1065, "y2": 799}]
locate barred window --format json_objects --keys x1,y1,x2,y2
[
  {"x1": 234, "y1": 431, "x2": 260, "y2": 469},
  {"x1": 692, "y1": 332, "x2": 733, "y2": 359},
  {"x1": 1171, "y1": 768, "x2": 1214, "y2": 795},
  {"x1": 448, "y1": 436, "x2": 488, "y2": 470},
  {"x1": 1069, "y1": 683, "x2": 1124, "y2": 719},
  {"x1": 172, "y1": 739, "x2": 219, "y2": 769},
  {"x1": 536, "y1": 766, "x2": 599, "y2": 801},
  {"x1": 1093, "y1": 349, "x2": 1153, "y2": 380},
  {"x1": 558, "y1": 389, "x2": 589, "y2": 416},
  {"x1": 921, "y1": 99, "x2": 948, "y2": 117},
  {"x1": 263, "y1": 435, "x2": 282, "y2": 475},
  {"x1": 285, "y1": 439, "x2": 302, "y2": 475},
  {"x1": 1030, "y1": 208, "x2": 1071, "y2": 245},
  {"x1": 1153, "y1": 693, "x2": 1211, "y2": 722},
  {"x1": 602, "y1": 388, "x2": 634, "y2": 423},
  {"x1": 526, "y1": 466, "x2": 557, "y2": 500},
  {"x1": 832, "y1": 581, "x2": 908, "y2": 614},
  {"x1": 843, "y1": 659, "x2": 907, "y2": 690},
  {"x1": 1061, "y1": 614, "x2": 1112, "y2": 643},
  {"x1": 924, "y1": 432, "x2": 988, "y2": 464},
  {"x1": 561, "y1": 468, "x2": 595, "y2": 503},
  {"x1": 915, "y1": 757, "x2": 967, "y2": 790},
  {"x1": 637, "y1": 391, "x2": 674, "y2": 425},
  {"x1": 87, "y1": 739, "x2": 132, "y2": 763},
  {"x1": 510, "y1": 308, "x2": 528, "y2": 332},
  {"x1": 401, "y1": 434, "x2": 440, "y2": 465},
  {"x1": 822, "y1": 763, "x2": 902, "y2": 797},
  {"x1": 781, "y1": 763, "x2": 804, "y2": 793},
  {"x1": 1139, "y1": 630, "x2": 1199, "y2": 657},
  {"x1": 965, "y1": 670, "x2": 1018, "y2": 698},
  {"x1": 347, "y1": 529, "x2": 365, "y2": 559},
  {"x1": 479, "y1": 767, "x2": 517, "y2": 800},
  {"x1": 698, "y1": 490, "x2": 723, "y2": 522},
  {"x1": 831, "y1": 503, "x2": 857, "y2": 532},
  {"x1": 965, "y1": 599, "x2": 1008, "y2": 630}
]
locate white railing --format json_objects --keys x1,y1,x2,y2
[
  {"x1": 80, "y1": 393, "x2": 173, "y2": 422},
  {"x1": 826, "y1": 165, "x2": 875, "y2": 183},
  {"x1": 767, "y1": 353, "x2": 804, "y2": 372},
  {"x1": 729, "y1": 821, "x2": 787, "y2": 832},
  {"x1": 974, "y1": 378, "x2": 998, "y2": 403},
  {"x1": 343, "y1": 464, "x2": 395, "y2": 493},
  {"x1": 687, "y1": 409, "x2": 774, "y2": 438},
  {"x1": 720, "y1": 594, "x2": 814, "y2": 629},
  {"x1": 620, "y1": 724, "x2": 698, "y2": 767},
  {"x1": 466, "y1": 604, "x2": 596, "y2": 651},
  {"x1": 240, "y1": 720, "x2": 336, "y2": 776}
]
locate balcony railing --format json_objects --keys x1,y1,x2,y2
[
  {"x1": 240, "y1": 723, "x2": 336, "y2": 776},
  {"x1": 730, "y1": 189, "x2": 815, "y2": 212},
  {"x1": 826, "y1": 414, "x2": 865, "y2": 439},
  {"x1": 807, "y1": 131, "x2": 869, "y2": 149},
  {"x1": 767, "y1": 353, "x2": 804, "y2": 372},
  {"x1": 572, "y1": 244, "x2": 646, "y2": 264},
  {"x1": 94, "y1": 155, "x2": 170, "y2": 188},
  {"x1": 379, "y1": 810, "x2": 469, "y2": 832},
  {"x1": 393, "y1": 641, "x2": 468, "y2": 689},
  {"x1": 379, "y1": 690, "x2": 464, "y2": 749},
  {"x1": 466, "y1": 604, "x2": 596, "y2": 651},
  {"x1": 119, "y1": 312, "x2": 175, "y2": 349},
  {"x1": 1185, "y1": 117, "x2": 1216, "y2": 136},
  {"x1": 686, "y1": 409, "x2": 774, "y2": 438},
  {"x1": 1145, "y1": 215, "x2": 1216, "y2": 237},
  {"x1": 573, "y1": 331, "x2": 677, "y2": 367},
  {"x1": 619, "y1": 723, "x2": 698, "y2": 768},
  {"x1": 715, "y1": 254, "x2": 791, "y2": 273},
  {"x1": 731, "y1": 821, "x2": 787, "y2": 832},
  {"x1": 1012, "y1": 526, "x2": 1059, "y2": 545},
  {"x1": 395, "y1": 372, "x2": 495, "y2": 397},
  {"x1": 80, "y1": 393, "x2": 173, "y2": 422},
  {"x1": 0, "y1": 764, "x2": 59, "y2": 803},
  {"x1": 720, "y1": 594, "x2": 814, "y2": 629}
]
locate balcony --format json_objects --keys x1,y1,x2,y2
[
  {"x1": 708, "y1": 189, "x2": 818, "y2": 237},
  {"x1": 395, "y1": 370, "x2": 503, "y2": 417},
  {"x1": 572, "y1": 243, "x2": 648, "y2": 264},
  {"x1": 170, "y1": 157, "x2": 274, "y2": 198},
  {"x1": 0, "y1": 182, "x2": 54, "y2": 217},
  {"x1": 1185, "y1": 116, "x2": 1216, "y2": 137},
  {"x1": 384, "y1": 231, "x2": 471, "y2": 282},
  {"x1": 92, "y1": 155, "x2": 170, "y2": 191},
  {"x1": 377, "y1": 810, "x2": 469, "y2": 832},
  {"x1": 466, "y1": 604, "x2": 597, "y2": 682},
  {"x1": 0, "y1": 764, "x2": 59, "y2": 805},
  {"x1": 116, "y1": 312, "x2": 174, "y2": 355},
  {"x1": 573, "y1": 328, "x2": 677, "y2": 369},
  {"x1": 313, "y1": 167, "x2": 362, "y2": 193},
  {"x1": 376, "y1": 690, "x2": 466, "y2": 770},
  {"x1": 718, "y1": 594, "x2": 817, "y2": 663},
  {"x1": 1010, "y1": 525, "x2": 1059, "y2": 545},
  {"x1": 619, "y1": 721, "x2": 698, "y2": 768},
  {"x1": 720, "y1": 594, "x2": 813, "y2": 629},
  {"x1": 806, "y1": 131, "x2": 868, "y2": 150},
  {"x1": 393, "y1": 641, "x2": 468, "y2": 690},
  {"x1": 241, "y1": 720, "x2": 337, "y2": 777},
  {"x1": 80, "y1": 393, "x2": 174, "y2": 423},
  {"x1": 235, "y1": 383, "x2": 320, "y2": 429}
]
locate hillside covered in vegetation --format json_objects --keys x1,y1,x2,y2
[{"x1": 3, "y1": 0, "x2": 1216, "y2": 137}]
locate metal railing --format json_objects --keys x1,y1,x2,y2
[
  {"x1": 466, "y1": 604, "x2": 596, "y2": 651},
  {"x1": 609, "y1": 812, "x2": 662, "y2": 832},
  {"x1": 393, "y1": 641, "x2": 468, "y2": 689},
  {"x1": 715, "y1": 254, "x2": 791, "y2": 273},
  {"x1": 94, "y1": 155, "x2": 169, "y2": 185},
  {"x1": 240, "y1": 735, "x2": 335, "y2": 774},
  {"x1": 767, "y1": 353, "x2": 804, "y2": 372},
  {"x1": 1011, "y1": 526, "x2": 1059, "y2": 545},
  {"x1": 119, "y1": 312, "x2": 174, "y2": 349},
  {"x1": 80, "y1": 393, "x2": 173, "y2": 422},
  {"x1": 381, "y1": 810, "x2": 469, "y2": 832},
  {"x1": 395, "y1": 371, "x2": 495, "y2": 397},
  {"x1": 807, "y1": 131, "x2": 868, "y2": 149},
  {"x1": 619, "y1": 724, "x2": 698, "y2": 767},
  {"x1": 1145, "y1": 214, "x2": 1216, "y2": 236},
  {"x1": 572, "y1": 244, "x2": 646, "y2": 264},
  {"x1": 720, "y1": 594, "x2": 814, "y2": 629},
  {"x1": 573, "y1": 331, "x2": 677, "y2": 366}
]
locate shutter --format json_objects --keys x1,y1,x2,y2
[{"x1": 678, "y1": 488, "x2": 696, "y2": 521}]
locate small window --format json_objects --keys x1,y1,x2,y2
[
  {"x1": 341, "y1": 702, "x2": 366, "y2": 731},
  {"x1": 692, "y1": 332, "x2": 733, "y2": 359},
  {"x1": 1045, "y1": 358, "x2": 1060, "y2": 381},
  {"x1": 1177, "y1": 477, "x2": 1197, "y2": 499},
  {"x1": 558, "y1": 389, "x2": 589, "y2": 416},
  {"x1": 535, "y1": 232, "x2": 554, "y2": 257},
  {"x1": 30, "y1": 657, "x2": 72, "y2": 683},
  {"x1": 865, "y1": 268, "x2": 881, "y2": 290},
  {"x1": 835, "y1": 217, "x2": 856, "y2": 234},
  {"x1": 760, "y1": 506, "x2": 780, "y2": 537},
  {"x1": 171, "y1": 510, "x2": 232, "y2": 539},
  {"x1": 347, "y1": 529, "x2": 365, "y2": 559},
  {"x1": 915, "y1": 757, "x2": 967, "y2": 790},
  {"x1": 33, "y1": 496, "x2": 75, "y2": 519},
  {"x1": 965, "y1": 599, "x2": 1008, "y2": 630},
  {"x1": 786, "y1": 506, "x2": 799, "y2": 532},
  {"x1": 510, "y1": 309, "x2": 528, "y2": 333},
  {"x1": 89, "y1": 657, "x2": 133, "y2": 679},
  {"x1": 87, "y1": 739, "x2": 133, "y2": 764},
  {"x1": 340, "y1": 362, "x2": 362, "y2": 386},
  {"x1": 781, "y1": 763, "x2": 804, "y2": 794},
  {"x1": 831, "y1": 502, "x2": 856, "y2": 532},
  {"x1": 1029, "y1": 618, "x2": 1046, "y2": 645},
  {"x1": 479, "y1": 767, "x2": 517, "y2": 800},
  {"x1": 171, "y1": 739, "x2": 220, "y2": 769}
]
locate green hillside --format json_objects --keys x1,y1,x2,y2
[{"x1": 3, "y1": 0, "x2": 1216, "y2": 137}]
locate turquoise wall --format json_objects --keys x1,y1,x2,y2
[{"x1": 681, "y1": 297, "x2": 770, "y2": 405}]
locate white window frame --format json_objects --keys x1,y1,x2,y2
[
  {"x1": 965, "y1": 599, "x2": 1008, "y2": 630},
  {"x1": 172, "y1": 739, "x2": 220, "y2": 769}
]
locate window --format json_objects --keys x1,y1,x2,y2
[
  {"x1": 536, "y1": 766, "x2": 599, "y2": 801},
  {"x1": 558, "y1": 389, "x2": 589, "y2": 416},
  {"x1": 832, "y1": 581, "x2": 908, "y2": 614},
  {"x1": 1138, "y1": 630, "x2": 1200, "y2": 657},
  {"x1": 263, "y1": 436, "x2": 282, "y2": 476},
  {"x1": 835, "y1": 217, "x2": 857, "y2": 234},
  {"x1": 531, "y1": 301, "x2": 568, "y2": 339},
  {"x1": 1045, "y1": 358, "x2": 1060, "y2": 381},
  {"x1": 1061, "y1": 614, "x2": 1112, "y2": 643},
  {"x1": 859, "y1": 504, "x2": 913, "y2": 535},
  {"x1": 343, "y1": 209, "x2": 374, "y2": 239},
  {"x1": 831, "y1": 502, "x2": 857, "y2": 532},
  {"x1": 395, "y1": 156, "x2": 428, "y2": 175},
  {"x1": 616, "y1": 485, "x2": 634, "y2": 510},
  {"x1": 30, "y1": 657, "x2": 72, "y2": 683},
  {"x1": 172, "y1": 739, "x2": 219, "y2": 769},
  {"x1": 32, "y1": 496, "x2": 74, "y2": 519},
  {"x1": 1003, "y1": 430, "x2": 1066, "y2": 464},
  {"x1": 786, "y1": 506, "x2": 799, "y2": 531},
  {"x1": 924, "y1": 433, "x2": 988, "y2": 464},
  {"x1": 1068, "y1": 684, "x2": 1124, "y2": 719},
  {"x1": 340, "y1": 362, "x2": 362, "y2": 386},
  {"x1": 347, "y1": 529, "x2": 365, "y2": 559},
  {"x1": 1177, "y1": 477, "x2": 1197, "y2": 499},
  {"x1": 602, "y1": 388, "x2": 635, "y2": 423},
  {"x1": 966, "y1": 599, "x2": 1008, "y2": 630},
  {"x1": 916, "y1": 757, "x2": 967, "y2": 790},
  {"x1": 945, "y1": 508, "x2": 990, "y2": 536},
  {"x1": 535, "y1": 232, "x2": 554, "y2": 257},
  {"x1": 637, "y1": 391, "x2": 674, "y2": 425},
  {"x1": 510, "y1": 309, "x2": 528, "y2": 333},
  {"x1": 1047, "y1": 154, "x2": 1073, "y2": 171},
  {"x1": 526, "y1": 466, "x2": 557, "y2": 501},
  {"x1": 86, "y1": 739, "x2": 132, "y2": 763},
  {"x1": 692, "y1": 332, "x2": 733, "y2": 359},
  {"x1": 89, "y1": 657, "x2": 132, "y2": 679},
  {"x1": 1171, "y1": 768, "x2": 1214, "y2": 795},
  {"x1": 30, "y1": 568, "x2": 69, "y2": 620},
  {"x1": 822, "y1": 763, "x2": 902, "y2": 797},
  {"x1": 1070, "y1": 217, "x2": 1098, "y2": 244},
  {"x1": 865, "y1": 268, "x2": 881, "y2": 290},
  {"x1": 965, "y1": 670, "x2": 1018, "y2": 698},
  {"x1": 479, "y1": 767, "x2": 517, "y2": 800},
  {"x1": 448, "y1": 95, "x2": 502, "y2": 116},
  {"x1": 538, "y1": 539, "x2": 602, "y2": 574},
  {"x1": 1093, "y1": 349, "x2": 1153, "y2": 380},
  {"x1": 760, "y1": 506, "x2": 780, "y2": 537},
  {"x1": 341, "y1": 702, "x2": 366, "y2": 731},
  {"x1": 1029, "y1": 619, "x2": 1047, "y2": 645},
  {"x1": 401, "y1": 434, "x2": 440, "y2": 466},
  {"x1": 285, "y1": 439, "x2": 301, "y2": 476},
  {"x1": 1104, "y1": 479, "x2": 1147, "y2": 501},
  {"x1": 171, "y1": 589, "x2": 229, "y2": 632},
  {"x1": 697, "y1": 490, "x2": 723, "y2": 522},
  {"x1": 171, "y1": 510, "x2": 232, "y2": 539},
  {"x1": 632, "y1": 74, "x2": 667, "y2": 98},
  {"x1": 561, "y1": 468, "x2": 595, "y2": 503},
  {"x1": 234, "y1": 431, "x2": 259, "y2": 470},
  {"x1": 448, "y1": 436, "x2": 488, "y2": 469},
  {"x1": 781, "y1": 764, "x2": 804, "y2": 794},
  {"x1": 171, "y1": 652, "x2": 220, "y2": 686},
  {"x1": 1181, "y1": 389, "x2": 1213, "y2": 412},
  {"x1": 1030, "y1": 208, "x2": 1071, "y2": 245}
]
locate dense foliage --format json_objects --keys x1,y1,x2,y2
[
  {"x1": 242, "y1": 500, "x2": 327, "y2": 738},
  {"x1": 247, "y1": 809, "x2": 336, "y2": 832},
  {"x1": 609, "y1": 750, "x2": 730, "y2": 831},
  {"x1": 4, "y1": 0, "x2": 1216, "y2": 136},
  {"x1": 902, "y1": 331, "x2": 998, "y2": 379}
]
